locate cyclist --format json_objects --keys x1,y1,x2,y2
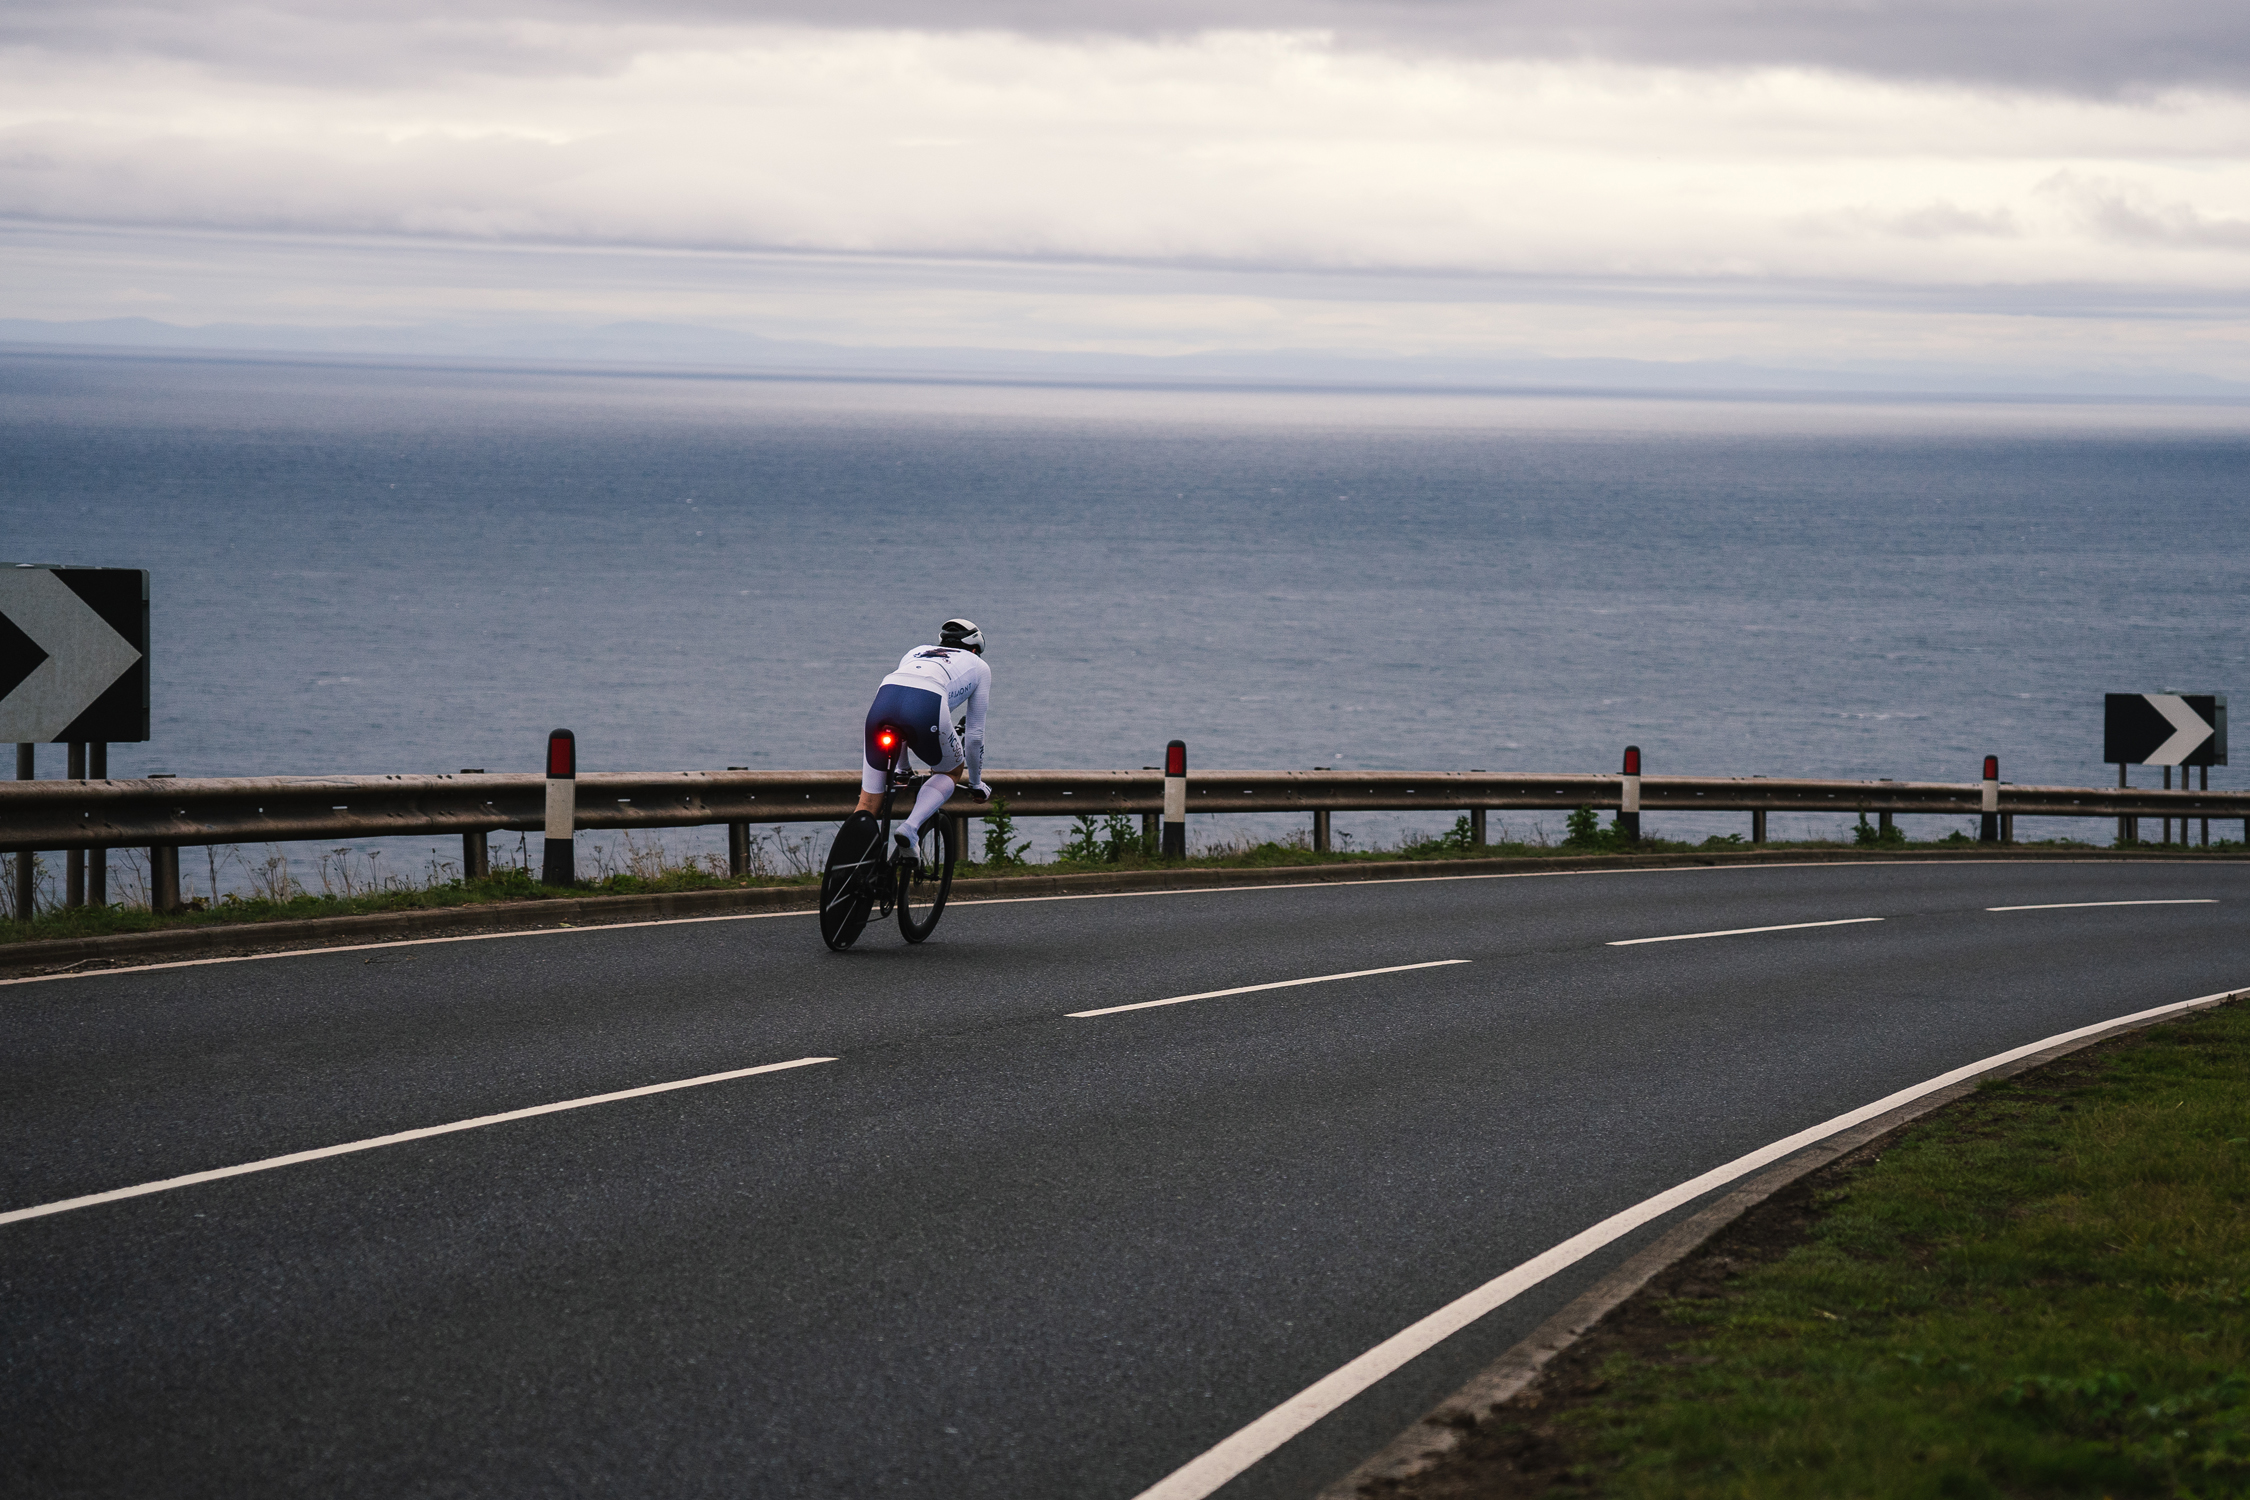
[{"x1": 859, "y1": 618, "x2": 992, "y2": 863}]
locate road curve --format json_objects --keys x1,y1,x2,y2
[{"x1": 3, "y1": 858, "x2": 2244, "y2": 1498}]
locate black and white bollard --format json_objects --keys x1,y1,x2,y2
[
  {"x1": 543, "y1": 729, "x2": 577, "y2": 885},
  {"x1": 1980, "y1": 755, "x2": 2000, "y2": 843},
  {"x1": 1161, "y1": 740, "x2": 1187, "y2": 859},
  {"x1": 1619, "y1": 745, "x2": 1642, "y2": 841}
]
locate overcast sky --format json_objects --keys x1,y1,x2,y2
[{"x1": 4, "y1": 2, "x2": 2247, "y2": 384}]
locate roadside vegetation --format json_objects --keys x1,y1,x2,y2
[
  {"x1": 1390, "y1": 1000, "x2": 2250, "y2": 1500},
  {"x1": 0, "y1": 803, "x2": 2228, "y2": 948}
]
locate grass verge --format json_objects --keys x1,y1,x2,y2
[{"x1": 1380, "y1": 998, "x2": 2250, "y2": 1499}]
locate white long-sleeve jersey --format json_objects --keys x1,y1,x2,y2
[{"x1": 881, "y1": 645, "x2": 991, "y2": 784}]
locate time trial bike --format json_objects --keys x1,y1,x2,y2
[{"x1": 818, "y1": 722, "x2": 962, "y2": 950}]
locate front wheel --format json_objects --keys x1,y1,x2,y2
[
  {"x1": 820, "y1": 813, "x2": 882, "y2": 951},
  {"x1": 897, "y1": 817, "x2": 955, "y2": 943}
]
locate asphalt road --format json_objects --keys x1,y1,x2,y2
[{"x1": 4, "y1": 858, "x2": 2245, "y2": 1499}]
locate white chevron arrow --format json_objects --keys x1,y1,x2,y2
[
  {"x1": 2143, "y1": 694, "x2": 2213, "y2": 766},
  {"x1": 0, "y1": 570, "x2": 142, "y2": 742}
]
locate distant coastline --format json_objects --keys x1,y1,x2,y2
[{"x1": 8, "y1": 318, "x2": 2248, "y2": 405}]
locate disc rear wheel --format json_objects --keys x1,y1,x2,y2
[{"x1": 820, "y1": 812, "x2": 882, "y2": 951}]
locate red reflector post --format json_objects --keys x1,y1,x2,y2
[
  {"x1": 543, "y1": 730, "x2": 577, "y2": 885},
  {"x1": 1622, "y1": 745, "x2": 1641, "y2": 776},
  {"x1": 1984, "y1": 755, "x2": 1998, "y2": 781},
  {"x1": 1161, "y1": 740, "x2": 1187, "y2": 858}
]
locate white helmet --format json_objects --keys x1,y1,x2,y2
[{"x1": 940, "y1": 617, "x2": 984, "y2": 654}]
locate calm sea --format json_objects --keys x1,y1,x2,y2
[{"x1": 5, "y1": 348, "x2": 2247, "y2": 881}]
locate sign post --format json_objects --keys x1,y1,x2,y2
[{"x1": 1, "y1": 565, "x2": 150, "y2": 918}]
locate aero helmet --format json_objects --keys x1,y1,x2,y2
[{"x1": 939, "y1": 618, "x2": 985, "y2": 653}]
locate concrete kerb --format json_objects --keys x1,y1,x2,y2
[
  {"x1": 1313, "y1": 988, "x2": 2250, "y2": 1500},
  {"x1": 0, "y1": 845, "x2": 2238, "y2": 980}
]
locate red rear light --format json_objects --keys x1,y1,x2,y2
[
  {"x1": 877, "y1": 728, "x2": 897, "y2": 751},
  {"x1": 1165, "y1": 740, "x2": 1186, "y2": 776}
]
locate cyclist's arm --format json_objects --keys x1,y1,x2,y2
[{"x1": 961, "y1": 668, "x2": 989, "y2": 789}]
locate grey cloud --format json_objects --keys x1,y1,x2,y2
[
  {"x1": 1793, "y1": 202, "x2": 2022, "y2": 241},
  {"x1": 2044, "y1": 172, "x2": 2250, "y2": 251},
  {"x1": 1880, "y1": 203, "x2": 2021, "y2": 240},
  {"x1": 5, "y1": 0, "x2": 2249, "y2": 96}
]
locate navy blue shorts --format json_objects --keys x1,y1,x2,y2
[{"x1": 865, "y1": 683, "x2": 947, "y2": 771}]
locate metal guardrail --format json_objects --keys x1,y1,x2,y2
[{"x1": 3, "y1": 768, "x2": 2247, "y2": 853}]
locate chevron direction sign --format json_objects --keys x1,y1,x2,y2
[
  {"x1": 0, "y1": 566, "x2": 149, "y2": 744},
  {"x1": 2105, "y1": 692, "x2": 2227, "y2": 767}
]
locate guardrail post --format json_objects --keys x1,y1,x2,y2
[
  {"x1": 1312, "y1": 808, "x2": 1330, "y2": 852},
  {"x1": 144, "y1": 770, "x2": 179, "y2": 912},
  {"x1": 723, "y1": 766, "x2": 750, "y2": 876},
  {"x1": 2116, "y1": 763, "x2": 2132, "y2": 845},
  {"x1": 1878, "y1": 810, "x2": 1894, "y2": 838},
  {"x1": 12, "y1": 742, "x2": 33, "y2": 921},
  {"x1": 65, "y1": 741, "x2": 85, "y2": 907},
  {"x1": 1751, "y1": 810, "x2": 1766, "y2": 844},
  {"x1": 1468, "y1": 807, "x2": 1485, "y2": 846},
  {"x1": 1619, "y1": 745, "x2": 1641, "y2": 841},
  {"x1": 455, "y1": 769, "x2": 490, "y2": 880},
  {"x1": 542, "y1": 729, "x2": 577, "y2": 886},
  {"x1": 2201, "y1": 765, "x2": 2210, "y2": 847},
  {"x1": 151, "y1": 845, "x2": 180, "y2": 912},
  {"x1": 87, "y1": 742, "x2": 107, "y2": 904},
  {"x1": 1980, "y1": 755, "x2": 2000, "y2": 843},
  {"x1": 1162, "y1": 740, "x2": 1187, "y2": 859}
]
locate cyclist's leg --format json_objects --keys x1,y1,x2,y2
[
  {"x1": 895, "y1": 772, "x2": 959, "y2": 846},
  {"x1": 894, "y1": 708, "x2": 969, "y2": 845}
]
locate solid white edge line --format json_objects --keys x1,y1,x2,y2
[
  {"x1": 1607, "y1": 917, "x2": 1883, "y2": 946},
  {"x1": 1068, "y1": 961, "x2": 1470, "y2": 1019},
  {"x1": 0, "y1": 857, "x2": 2206, "y2": 990},
  {"x1": 1127, "y1": 984, "x2": 2249, "y2": 1500},
  {"x1": 0, "y1": 1056, "x2": 837, "y2": 1228},
  {"x1": 1987, "y1": 899, "x2": 2219, "y2": 911},
  {"x1": 0, "y1": 907, "x2": 822, "y2": 988}
]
